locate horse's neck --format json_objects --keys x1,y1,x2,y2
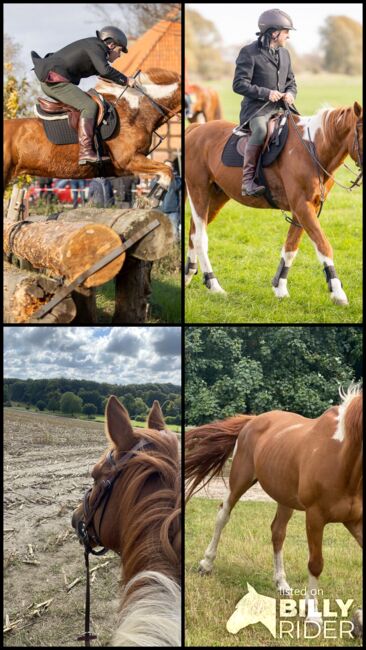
[{"x1": 339, "y1": 432, "x2": 362, "y2": 494}]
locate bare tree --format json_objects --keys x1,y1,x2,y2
[{"x1": 89, "y1": 3, "x2": 181, "y2": 38}]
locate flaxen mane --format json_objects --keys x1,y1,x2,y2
[{"x1": 143, "y1": 67, "x2": 181, "y2": 85}]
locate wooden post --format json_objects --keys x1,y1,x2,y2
[{"x1": 113, "y1": 256, "x2": 153, "y2": 323}]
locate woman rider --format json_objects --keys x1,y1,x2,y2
[
  {"x1": 31, "y1": 26, "x2": 136, "y2": 165},
  {"x1": 233, "y1": 9, "x2": 299, "y2": 196}
]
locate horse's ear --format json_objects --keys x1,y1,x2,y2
[
  {"x1": 105, "y1": 395, "x2": 136, "y2": 450},
  {"x1": 353, "y1": 101, "x2": 362, "y2": 118},
  {"x1": 247, "y1": 582, "x2": 256, "y2": 594},
  {"x1": 148, "y1": 400, "x2": 166, "y2": 431}
]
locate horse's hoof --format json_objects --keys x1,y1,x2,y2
[
  {"x1": 331, "y1": 293, "x2": 349, "y2": 306},
  {"x1": 272, "y1": 286, "x2": 290, "y2": 299},
  {"x1": 352, "y1": 608, "x2": 363, "y2": 638},
  {"x1": 185, "y1": 274, "x2": 195, "y2": 287},
  {"x1": 277, "y1": 582, "x2": 292, "y2": 596},
  {"x1": 306, "y1": 610, "x2": 323, "y2": 627},
  {"x1": 198, "y1": 561, "x2": 212, "y2": 575}
]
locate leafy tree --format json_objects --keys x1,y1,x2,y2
[
  {"x1": 83, "y1": 403, "x2": 97, "y2": 417},
  {"x1": 133, "y1": 398, "x2": 148, "y2": 418},
  {"x1": 10, "y1": 381, "x2": 28, "y2": 402},
  {"x1": 185, "y1": 327, "x2": 362, "y2": 425},
  {"x1": 36, "y1": 400, "x2": 46, "y2": 411},
  {"x1": 320, "y1": 16, "x2": 362, "y2": 75},
  {"x1": 60, "y1": 392, "x2": 83, "y2": 416},
  {"x1": 4, "y1": 385, "x2": 10, "y2": 403},
  {"x1": 47, "y1": 396, "x2": 60, "y2": 412}
]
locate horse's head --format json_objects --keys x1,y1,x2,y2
[
  {"x1": 72, "y1": 396, "x2": 181, "y2": 578},
  {"x1": 226, "y1": 583, "x2": 277, "y2": 637},
  {"x1": 349, "y1": 102, "x2": 363, "y2": 170}
]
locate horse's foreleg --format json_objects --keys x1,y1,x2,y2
[
  {"x1": 272, "y1": 223, "x2": 304, "y2": 298},
  {"x1": 271, "y1": 505, "x2": 294, "y2": 595},
  {"x1": 186, "y1": 184, "x2": 225, "y2": 293},
  {"x1": 292, "y1": 199, "x2": 348, "y2": 305},
  {"x1": 305, "y1": 507, "x2": 325, "y2": 626}
]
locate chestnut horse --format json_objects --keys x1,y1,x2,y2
[
  {"x1": 72, "y1": 397, "x2": 181, "y2": 646},
  {"x1": 187, "y1": 83, "x2": 222, "y2": 123},
  {"x1": 4, "y1": 68, "x2": 181, "y2": 192},
  {"x1": 185, "y1": 102, "x2": 363, "y2": 305},
  {"x1": 185, "y1": 384, "x2": 362, "y2": 630}
]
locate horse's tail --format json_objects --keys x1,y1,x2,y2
[{"x1": 185, "y1": 414, "x2": 255, "y2": 500}]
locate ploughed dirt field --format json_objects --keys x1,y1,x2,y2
[
  {"x1": 191, "y1": 478, "x2": 274, "y2": 502},
  {"x1": 4, "y1": 408, "x2": 181, "y2": 647}
]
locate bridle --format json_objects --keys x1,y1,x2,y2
[
  {"x1": 76, "y1": 438, "x2": 152, "y2": 646},
  {"x1": 111, "y1": 70, "x2": 181, "y2": 155}
]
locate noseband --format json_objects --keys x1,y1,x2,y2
[{"x1": 76, "y1": 438, "x2": 151, "y2": 646}]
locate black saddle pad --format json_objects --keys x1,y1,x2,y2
[
  {"x1": 222, "y1": 117, "x2": 289, "y2": 168},
  {"x1": 35, "y1": 101, "x2": 118, "y2": 145}
]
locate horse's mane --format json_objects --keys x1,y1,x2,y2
[
  {"x1": 142, "y1": 67, "x2": 180, "y2": 85},
  {"x1": 115, "y1": 427, "x2": 181, "y2": 587},
  {"x1": 321, "y1": 105, "x2": 354, "y2": 140},
  {"x1": 339, "y1": 382, "x2": 363, "y2": 446}
]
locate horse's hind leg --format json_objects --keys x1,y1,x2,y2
[
  {"x1": 271, "y1": 504, "x2": 294, "y2": 594},
  {"x1": 272, "y1": 223, "x2": 304, "y2": 298},
  {"x1": 199, "y1": 438, "x2": 256, "y2": 574},
  {"x1": 185, "y1": 181, "x2": 226, "y2": 293}
]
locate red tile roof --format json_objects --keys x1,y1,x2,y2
[{"x1": 113, "y1": 18, "x2": 181, "y2": 76}]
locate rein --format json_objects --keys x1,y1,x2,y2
[
  {"x1": 76, "y1": 438, "x2": 151, "y2": 646},
  {"x1": 111, "y1": 70, "x2": 181, "y2": 155}
]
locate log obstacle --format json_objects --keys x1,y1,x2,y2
[
  {"x1": 27, "y1": 208, "x2": 174, "y2": 261},
  {"x1": 4, "y1": 261, "x2": 76, "y2": 323},
  {"x1": 4, "y1": 204, "x2": 175, "y2": 324},
  {"x1": 4, "y1": 220, "x2": 125, "y2": 287}
]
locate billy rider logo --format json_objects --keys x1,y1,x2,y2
[{"x1": 226, "y1": 583, "x2": 356, "y2": 639}]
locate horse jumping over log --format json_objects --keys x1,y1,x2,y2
[
  {"x1": 186, "y1": 83, "x2": 222, "y2": 123},
  {"x1": 4, "y1": 68, "x2": 181, "y2": 195},
  {"x1": 72, "y1": 397, "x2": 181, "y2": 646},
  {"x1": 185, "y1": 384, "x2": 362, "y2": 632},
  {"x1": 185, "y1": 102, "x2": 363, "y2": 305}
]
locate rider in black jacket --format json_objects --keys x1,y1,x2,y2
[
  {"x1": 233, "y1": 9, "x2": 299, "y2": 196},
  {"x1": 32, "y1": 26, "x2": 135, "y2": 165}
]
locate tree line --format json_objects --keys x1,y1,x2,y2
[
  {"x1": 4, "y1": 378, "x2": 181, "y2": 424},
  {"x1": 186, "y1": 10, "x2": 362, "y2": 79},
  {"x1": 185, "y1": 327, "x2": 362, "y2": 425}
]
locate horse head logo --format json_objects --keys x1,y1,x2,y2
[{"x1": 226, "y1": 583, "x2": 277, "y2": 638}]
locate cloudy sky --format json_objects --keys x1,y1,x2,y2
[
  {"x1": 187, "y1": 3, "x2": 362, "y2": 53},
  {"x1": 4, "y1": 327, "x2": 181, "y2": 386}
]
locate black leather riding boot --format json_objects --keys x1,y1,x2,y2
[
  {"x1": 78, "y1": 117, "x2": 99, "y2": 165},
  {"x1": 242, "y1": 143, "x2": 266, "y2": 196}
]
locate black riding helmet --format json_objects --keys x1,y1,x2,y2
[
  {"x1": 96, "y1": 26, "x2": 128, "y2": 53},
  {"x1": 258, "y1": 9, "x2": 296, "y2": 33}
]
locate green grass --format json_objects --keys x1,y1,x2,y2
[
  {"x1": 185, "y1": 498, "x2": 362, "y2": 647},
  {"x1": 185, "y1": 74, "x2": 362, "y2": 323}
]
